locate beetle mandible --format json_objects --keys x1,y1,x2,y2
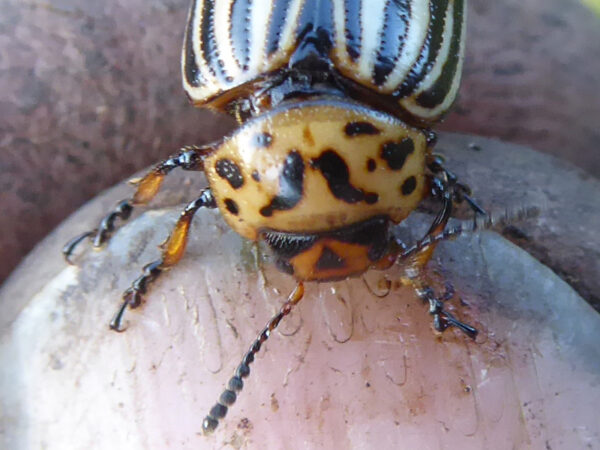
[{"x1": 64, "y1": 0, "x2": 488, "y2": 434}]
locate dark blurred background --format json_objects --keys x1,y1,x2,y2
[{"x1": 1, "y1": 0, "x2": 599, "y2": 284}]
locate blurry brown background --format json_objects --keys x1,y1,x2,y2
[{"x1": 1, "y1": 0, "x2": 599, "y2": 284}]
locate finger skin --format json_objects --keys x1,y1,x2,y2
[{"x1": 1, "y1": 136, "x2": 599, "y2": 449}]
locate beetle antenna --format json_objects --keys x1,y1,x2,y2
[
  {"x1": 400, "y1": 205, "x2": 540, "y2": 260},
  {"x1": 202, "y1": 282, "x2": 305, "y2": 434}
]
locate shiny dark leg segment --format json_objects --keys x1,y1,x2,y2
[
  {"x1": 202, "y1": 283, "x2": 305, "y2": 434},
  {"x1": 110, "y1": 188, "x2": 216, "y2": 331},
  {"x1": 397, "y1": 160, "x2": 480, "y2": 338},
  {"x1": 427, "y1": 154, "x2": 487, "y2": 218},
  {"x1": 62, "y1": 145, "x2": 212, "y2": 263}
]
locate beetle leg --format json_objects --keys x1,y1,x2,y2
[
  {"x1": 427, "y1": 154, "x2": 487, "y2": 217},
  {"x1": 62, "y1": 145, "x2": 214, "y2": 263},
  {"x1": 407, "y1": 277, "x2": 478, "y2": 339},
  {"x1": 109, "y1": 188, "x2": 217, "y2": 332},
  {"x1": 397, "y1": 171, "x2": 478, "y2": 338},
  {"x1": 202, "y1": 282, "x2": 305, "y2": 434}
]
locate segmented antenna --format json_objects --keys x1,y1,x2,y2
[
  {"x1": 202, "y1": 283, "x2": 305, "y2": 434},
  {"x1": 400, "y1": 206, "x2": 540, "y2": 260}
]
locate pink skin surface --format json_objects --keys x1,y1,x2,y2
[{"x1": 1, "y1": 136, "x2": 600, "y2": 449}]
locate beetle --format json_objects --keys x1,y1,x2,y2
[{"x1": 63, "y1": 0, "x2": 489, "y2": 434}]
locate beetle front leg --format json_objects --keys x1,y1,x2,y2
[
  {"x1": 62, "y1": 145, "x2": 214, "y2": 263},
  {"x1": 109, "y1": 188, "x2": 217, "y2": 331}
]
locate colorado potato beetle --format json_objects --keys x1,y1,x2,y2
[{"x1": 64, "y1": 0, "x2": 494, "y2": 434}]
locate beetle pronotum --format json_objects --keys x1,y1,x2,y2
[{"x1": 64, "y1": 0, "x2": 508, "y2": 434}]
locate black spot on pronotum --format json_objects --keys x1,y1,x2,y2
[
  {"x1": 344, "y1": 121, "x2": 381, "y2": 137},
  {"x1": 316, "y1": 247, "x2": 346, "y2": 271},
  {"x1": 381, "y1": 138, "x2": 414, "y2": 171},
  {"x1": 311, "y1": 150, "x2": 377, "y2": 204},
  {"x1": 251, "y1": 170, "x2": 261, "y2": 182},
  {"x1": 401, "y1": 176, "x2": 417, "y2": 195},
  {"x1": 367, "y1": 158, "x2": 376, "y2": 172},
  {"x1": 215, "y1": 159, "x2": 244, "y2": 189},
  {"x1": 260, "y1": 150, "x2": 305, "y2": 217},
  {"x1": 224, "y1": 198, "x2": 239, "y2": 215},
  {"x1": 254, "y1": 132, "x2": 273, "y2": 148},
  {"x1": 365, "y1": 193, "x2": 379, "y2": 204}
]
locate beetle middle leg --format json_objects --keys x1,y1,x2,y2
[
  {"x1": 427, "y1": 154, "x2": 487, "y2": 218},
  {"x1": 396, "y1": 168, "x2": 479, "y2": 338},
  {"x1": 62, "y1": 145, "x2": 214, "y2": 263},
  {"x1": 109, "y1": 188, "x2": 217, "y2": 331}
]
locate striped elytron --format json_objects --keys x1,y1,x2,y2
[{"x1": 64, "y1": 0, "x2": 483, "y2": 435}]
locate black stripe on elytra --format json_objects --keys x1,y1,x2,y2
[
  {"x1": 344, "y1": 0, "x2": 362, "y2": 60},
  {"x1": 183, "y1": 0, "x2": 204, "y2": 87},
  {"x1": 201, "y1": 0, "x2": 229, "y2": 81},
  {"x1": 215, "y1": 159, "x2": 244, "y2": 189},
  {"x1": 230, "y1": 0, "x2": 252, "y2": 70},
  {"x1": 416, "y1": 0, "x2": 464, "y2": 108},
  {"x1": 344, "y1": 121, "x2": 381, "y2": 137},
  {"x1": 316, "y1": 247, "x2": 346, "y2": 271},
  {"x1": 381, "y1": 138, "x2": 414, "y2": 170},
  {"x1": 373, "y1": 0, "x2": 410, "y2": 86},
  {"x1": 266, "y1": 0, "x2": 292, "y2": 56},
  {"x1": 311, "y1": 150, "x2": 378, "y2": 204},
  {"x1": 260, "y1": 150, "x2": 305, "y2": 217},
  {"x1": 394, "y1": 0, "x2": 449, "y2": 98}
]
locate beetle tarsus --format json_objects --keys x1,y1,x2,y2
[
  {"x1": 109, "y1": 260, "x2": 163, "y2": 332},
  {"x1": 424, "y1": 289, "x2": 478, "y2": 339},
  {"x1": 62, "y1": 146, "x2": 214, "y2": 264},
  {"x1": 109, "y1": 299, "x2": 130, "y2": 332},
  {"x1": 109, "y1": 190, "x2": 216, "y2": 331},
  {"x1": 62, "y1": 199, "x2": 134, "y2": 262},
  {"x1": 92, "y1": 200, "x2": 134, "y2": 247},
  {"x1": 398, "y1": 164, "x2": 481, "y2": 339},
  {"x1": 62, "y1": 230, "x2": 97, "y2": 264}
]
